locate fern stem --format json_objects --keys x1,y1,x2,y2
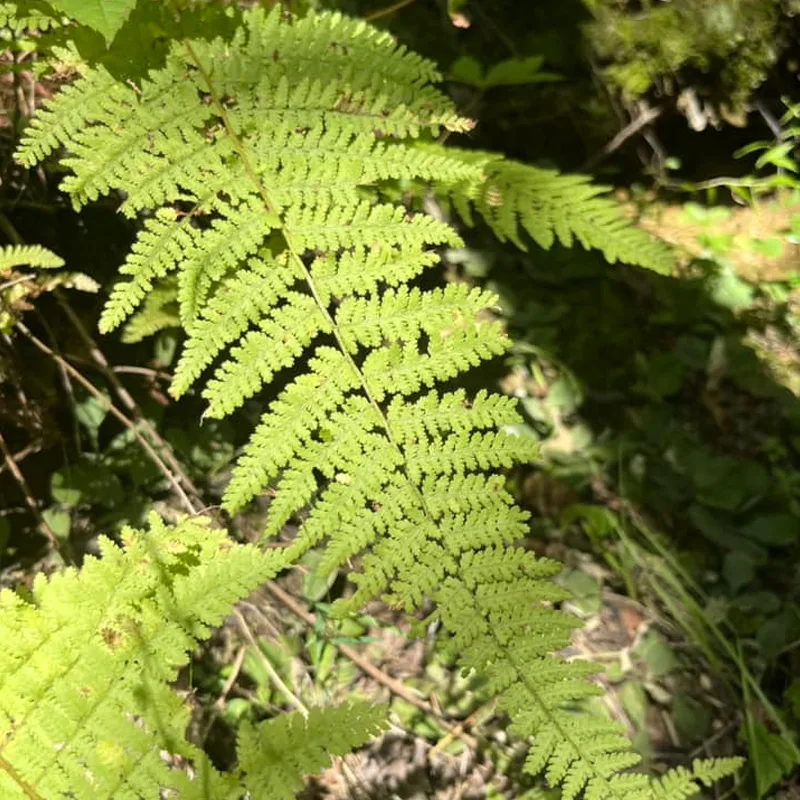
[{"x1": 0, "y1": 753, "x2": 46, "y2": 800}]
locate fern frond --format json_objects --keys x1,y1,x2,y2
[
  {"x1": 0, "y1": 2, "x2": 61, "y2": 34},
  {"x1": 16, "y1": 7, "x2": 740, "y2": 799},
  {"x1": 0, "y1": 513, "x2": 284, "y2": 799},
  {"x1": 0, "y1": 244, "x2": 63, "y2": 270},
  {"x1": 423, "y1": 145, "x2": 673, "y2": 273},
  {"x1": 121, "y1": 278, "x2": 179, "y2": 343},
  {"x1": 237, "y1": 700, "x2": 386, "y2": 799},
  {"x1": 438, "y1": 548, "x2": 742, "y2": 800}
]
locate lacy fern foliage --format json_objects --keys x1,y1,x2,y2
[
  {"x1": 0, "y1": 514, "x2": 384, "y2": 799},
  {"x1": 424, "y1": 145, "x2": 674, "y2": 272},
  {"x1": 16, "y1": 7, "x2": 740, "y2": 798},
  {"x1": 0, "y1": 244, "x2": 63, "y2": 270},
  {"x1": 237, "y1": 701, "x2": 385, "y2": 800}
]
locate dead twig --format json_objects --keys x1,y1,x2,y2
[
  {"x1": 55, "y1": 292, "x2": 203, "y2": 507},
  {"x1": 0, "y1": 428, "x2": 61, "y2": 553},
  {"x1": 233, "y1": 608, "x2": 309, "y2": 717},
  {"x1": 15, "y1": 321, "x2": 198, "y2": 515},
  {"x1": 0, "y1": 440, "x2": 43, "y2": 476},
  {"x1": 429, "y1": 701, "x2": 495, "y2": 760},
  {"x1": 199, "y1": 644, "x2": 247, "y2": 745},
  {"x1": 111, "y1": 365, "x2": 173, "y2": 381},
  {"x1": 582, "y1": 103, "x2": 663, "y2": 172},
  {"x1": 263, "y1": 581, "x2": 478, "y2": 749}
]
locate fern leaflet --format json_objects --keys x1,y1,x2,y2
[
  {"x1": 423, "y1": 145, "x2": 674, "y2": 272},
  {"x1": 0, "y1": 244, "x2": 64, "y2": 270}
]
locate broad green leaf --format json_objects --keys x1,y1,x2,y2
[
  {"x1": 48, "y1": 0, "x2": 136, "y2": 41},
  {"x1": 449, "y1": 55, "x2": 483, "y2": 87},
  {"x1": 786, "y1": 680, "x2": 800, "y2": 720},
  {"x1": 706, "y1": 266, "x2": 754, "y2": 311},
  {"x1": 301, "y1": 550, "x2": 338, "y2": 603},
  {"x1": 73, "y1": 391, "x2": 109, "y2": 447},
  {"x1": 559, "y1": 569, "x2": 601, "y2": 614},
  {"x1": 636, "y1": 631, "x2": 679, "y2": 678},
  {"x1": 619, "y1": 681, "x2": 648, "y2": 729},
  {"x1": 745, "y1": 720, "x2": 799, "y2": 798},
  {"x1": 731, "y1": 591, "x2": 780, "y2": 615},
  {"x1": 561, "y1": 504, "x2": 619, "y2": 539},
  {"x1": 750, "y1": 237, "x2": 784, "y2": 258},
  {"x1": 741, "y1": 513, "x2": 800, "y2": 547},
  {"x1": 41, "y1": 507, "x2": 70, "y2": 539},
  {"x1": 723, "y1": 551, "x2": 757, "y2": 593},
  {"x1": 547, "y1": 376, "x2": 582, "y2": 412},
  {"x1": 51, "y1": 462, "x2": 124, "y2": 508},
  {"x1": 689, "y1": 505, "x2": 766, "y2": 558},
  {"x1": 483, "y1": 57, "x2": 561, "y2": 88}
]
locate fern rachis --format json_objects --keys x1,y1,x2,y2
[{"x1": 12, "y1": 6, "x2": 740, "y2": 799}]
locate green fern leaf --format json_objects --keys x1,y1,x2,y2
[
  {"x1": 0, "y1": 244, "x2": 64, "y2": 270},
  {"x1": 423, "y1": 145, "x2": 673, "y2": 273},
  {"x1": 237, "y1": 700, "x2": 386, "y2": 799},
  {"x1": 121, "y1": 277, "x2": 180, "y2": 343},
  {"x1": 0, "y1": 513, "x2": 284, "y2": 799}
]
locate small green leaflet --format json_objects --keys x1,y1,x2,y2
[{"x1": 48, "y1": 0, "x2": 136, "y2": 42}]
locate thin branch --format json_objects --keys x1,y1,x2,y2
[
  {"x1": 0, "y1": 440, "x2": 43, "y2": 476},
  {"x1": 428, "y1": 700, "x2": 494, "y2": 759},
  {"x1": 0, "y1": 274, "x2": 34, "y2": 292},
  {"x1": 199, "y1": 644, "x2": 247, "y2": 744},
  {"x1": 0, "y1": 428, "x2": 61, "y2": 553},
  {"x1": 233, "y1": 608, "x2": 309, "y2": 718},
  {"x1": 54, "y1": 292, "x2": 203, "y2": 505},
  {"x1": 582, "y1": 103, "x2": 663, "y2": 172},
  {"x1": 366, "y1": 0, "x2": 418, "y2": 21},
  {"x1": 111, "y1": 365, "x2": 173, "y2": 381},
  {"x1": 15, "y1": 321, "x2": 198, "y2": 515},
  {"x1": 263, "y1": 581, "x2": 478, "y2": 748}
]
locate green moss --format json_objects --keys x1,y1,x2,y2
[{"x1": 586, "y1": 0, "x2": 781, "y2": 106}]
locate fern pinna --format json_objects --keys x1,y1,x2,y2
[{"x1": 16, "y1": 6, "x2": 738, "y2": 799}]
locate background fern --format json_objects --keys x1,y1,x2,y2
[
  {"x1": 0, "y1": 244, "x2": 63, "y2": 271},
  {"x1": 0, "y1": 513, "x2": 385, "y2": 799},
  {"x1": 13, "y1": 6, "x2": 741, "y2": 799}
]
